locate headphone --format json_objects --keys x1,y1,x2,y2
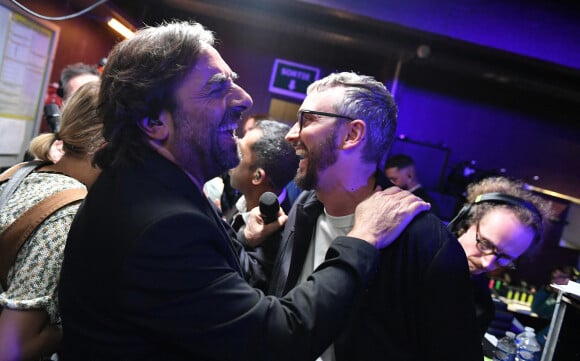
[
  {"x1": 56, "y1": 81, "x2": 65, "y2": 99},
  {"x1": 447, "y1": 192, "x2": 543, "y2": 234}
]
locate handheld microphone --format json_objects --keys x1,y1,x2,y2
[
  {"x1": 44, "y1": 104, "x2": 61, "y2": 133},
  {"x1": 259, "y1": 191, "x2": 280, "y2": 224}
]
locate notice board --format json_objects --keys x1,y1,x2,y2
[{"x1": 0, "y1": 0, "x2": 59, "y2": 167}]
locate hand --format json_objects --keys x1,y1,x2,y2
[
  {"x1": 348, "y1": 186, "x2": 430, "y2": 249},
  {"x1": 243, "y1": 206, "x2": 287, "y2": 247}
]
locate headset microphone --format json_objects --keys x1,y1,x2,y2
[{"x1": 259, "y1": 192, "x2": 280, "y2": 224}]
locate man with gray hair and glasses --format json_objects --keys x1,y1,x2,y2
[{"x1": 267, "y1": 71, "x2": 483, "y2": 361}]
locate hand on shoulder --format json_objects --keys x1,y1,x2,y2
[{"x1": 348, "y1": 186, "x2": 430, "y2": 249}]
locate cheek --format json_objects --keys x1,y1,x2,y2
[
  {"x1": 457, "y1": 236, "x2": 476, "y2": 257},
  {"x1": 232, "y1": 163, "x2": 249, "y2": 181},
  {"x1": 507, "y1": 238, "x2": 533, "y2": 259},
  {"x1": 299, "y1": 129, "x2": 317, "y2": 148},
  {"x1": 229, "y1": 167, "x2": 239, "y2": 180}
]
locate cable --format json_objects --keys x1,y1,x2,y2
[{"x1": 9, "y1": 0, "x2": 109, "y2": 21}]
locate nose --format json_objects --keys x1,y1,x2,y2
[
  {"x1": 231, "y1": 83, "x2": 253, "y2": 111},
  {"x1": 479, "y1": 254, "x2": 497, "y2": 272},
  {"x1": 285, "y1": 122, "x2": 300, "y2": 143}
]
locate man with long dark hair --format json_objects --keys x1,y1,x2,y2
[{"x1": 58, "y1": 21, "x2": 428, "y2": 360}]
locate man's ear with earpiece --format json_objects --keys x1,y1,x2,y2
[
  {"x1": 252, "y1": 168, "x2": 265, "y2": 184},
  {"x1": 136, "y1": 112, "x2": 170, "y2": 142},
  {"x1": 148, "y1": 118, "x2": 163, "y2": 126}
]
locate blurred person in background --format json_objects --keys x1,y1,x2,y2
[
  {"x1": 384, "y1": 153, "x2": 440, "y2": 217},
  {"x1": 58, "y1": 62, "x2": 100, "y2": 102},
  {"x1": 30, "y1": 63, "x2": 101, "y2": 163},
  {"x1": 0, "y1": 81, "x2": 103, "y2": 361},
  {"x1": 227, "y1": 119, "x2": 299, "y2": 290}
]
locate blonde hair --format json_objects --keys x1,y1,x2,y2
[
  {"x1": 28, "y1": 133, "x2": 58, "y2": 161},
  {"x1": 28, "y1": 81, "x2": 104, "y2": 161}
]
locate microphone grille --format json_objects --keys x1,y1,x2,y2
[{"x1": 259, "y1": 191, "x2": 279, "y2": 214}]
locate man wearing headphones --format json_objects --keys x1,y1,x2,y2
[
  {"x1": 447, "y1": 176, "x2": 551, "y2": 336},
  {"x1": 58, "y1": 63, "x2": 100, "y2": 101}
]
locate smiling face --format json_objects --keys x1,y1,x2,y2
[
  {"x1": 168, "y1": 46, "x2": 253, "y2": 182},
  {"x1": 458, "y1": 208, "x2": 534, "y2": 275},
  {"x1": 285, "y1": 88, "x2": 345, "y2": 190}
]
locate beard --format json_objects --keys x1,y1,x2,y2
[
  {"x1": 295, "y1": 128, "x2": 340, "y2": 190},
  {"x1": 172, "y1": 107, "x2": 240, "y2": 181}
]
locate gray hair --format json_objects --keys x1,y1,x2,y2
[{"x1": 307, "y1": 72, "x2": 398, "y2": 168}]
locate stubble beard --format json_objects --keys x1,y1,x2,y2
[
  {"x1": 173, "y1": 109, "x2": 239, "y2": 181},
  {"x1": 295, "y1": 128, "x2": 340, "y2": 190}
]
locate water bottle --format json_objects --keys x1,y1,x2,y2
[
  {"x1": 493, "y1": 331, "x2": 517, "y2": 361},
  {"x1": 515, "y1": 327, "x2": 541, "y2": 361}
]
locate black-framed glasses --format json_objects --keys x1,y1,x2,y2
[
  {"x1": 475, "y1": 222, "x2": 516, "y2": 269},
  {"x1": 298, "y1": 110, "x2": 355, "y2": 131}
]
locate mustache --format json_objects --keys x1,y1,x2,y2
[{"x1": 224, "y1": 107, "x2": 244, "y2": 122}]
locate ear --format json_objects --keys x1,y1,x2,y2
[
  {"x1": 406, "y1": 166, "x2": 416, "y2": 180},
  {"x1": 341, "y1": 119, "x2": 366, "y2": 150},
  {"x1": 252, "y1": 168, "x2": 266, "y2": 185},
  {"x1": 136, "y1": 110, "x2": 171, "y2": 142}
]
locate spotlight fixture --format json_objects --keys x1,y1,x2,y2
[{"x1": 107, "y1": 17, "x2": 135, "y2": 39}]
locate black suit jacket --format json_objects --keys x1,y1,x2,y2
[
  {"x1": 58, "y1": 149, "x2": 380, "y2": 361},
  {"x1": 412, "y1": 185, "x2": 441, "y2": 218},
  {"x1": 269, "y1": 190, "x2": 483, "y2": 361}
]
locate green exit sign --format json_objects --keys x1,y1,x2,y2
[{"x1": 268, "y1": 59, "x2": 320, "y2": 100}]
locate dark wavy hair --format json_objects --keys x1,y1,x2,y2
[
  {"x1": 94, "y1": 21, "x2": 215, "y2": 169},
  {"x1": 251, "y1": 120, "x2": 299, "y2": 190}
]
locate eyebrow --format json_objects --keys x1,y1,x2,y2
[{"x1": 208, "y1": 72, "x2": 239, "y2": 84}]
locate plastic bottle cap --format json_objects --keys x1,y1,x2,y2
[{"x1": 524, "y1": 326, "x2": 535, "y2": 333}]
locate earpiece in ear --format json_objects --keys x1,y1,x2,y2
[
  {"x1": 148, "y1": 118, "x2": 162, "y2": 127},
  {"x1": 254, "y1": 172, "x2": 261, "y2": 180}
]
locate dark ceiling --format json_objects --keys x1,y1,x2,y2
[{"x1": 106, "y1": 0, "x2": 580, "y2": 106}]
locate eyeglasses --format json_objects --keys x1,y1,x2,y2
[
  {"x1": 298, "y1": 110, "x2": 355, "y2": 131},
  {"x1": 475, "y1": 222, "x2": 516, "y2": 269}
]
